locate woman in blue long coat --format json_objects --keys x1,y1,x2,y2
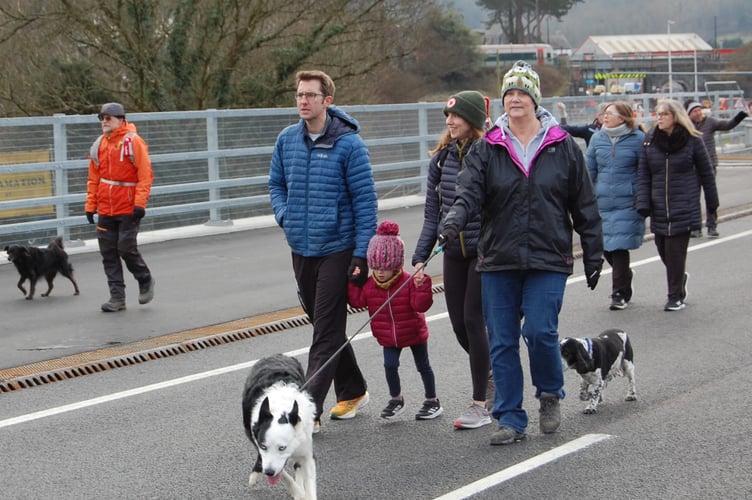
[{"x1": 585, "y1": 101, "x2": 645, "y2": 310}]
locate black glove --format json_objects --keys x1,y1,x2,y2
[
  {"x1": 637, "y1": 208, "x2": 650, "y2": 218},
  {"x1": 437, "y1": 225, "x2": 459, "y2": 247},
  {"x1": 86, "y1": 212, "x2": 96, "y2": 224},
  {"x1": 348, "y1": 256, "x2": 368, "y2": 287},
  {"x1": 585, "y1": 261, "x2": 602, "y2": 290},
  {"x1": 133, "y1": 206, "x2": 146, "y2": 220}
]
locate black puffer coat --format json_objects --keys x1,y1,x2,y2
[
  {"x1": 412, "y1": 140, "x2": 481, "y2": 265},
  {"x1": 636, "y1": 126, "x2": 718, "y2": 236}
]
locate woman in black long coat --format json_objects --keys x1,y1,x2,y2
[{"x1": 636, "y1": 99, "x2": 719, "y2": 311}]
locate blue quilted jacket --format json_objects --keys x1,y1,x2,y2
[
  {"x1": 585, "y1": 128, "x2": 646, "y2": 252},
  {"x1": 268, "y1": 106, "x2": 377, "y2": 258}
]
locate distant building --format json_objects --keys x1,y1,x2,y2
[{"x1": 569, "y1": 33, "x2": 714, "y2": 95}]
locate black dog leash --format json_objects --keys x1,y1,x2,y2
[{"x1": 300, "y1": 244, "x2": 444, "y2": 391}]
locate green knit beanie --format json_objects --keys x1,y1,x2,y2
[
  {"x1": 443, "y1": 91, "x2": 488, "y2": 130},
  {"x1": 501, "y1": 60, "x2": 542, "y2": 107}
]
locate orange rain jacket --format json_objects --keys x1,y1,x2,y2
[{"x1": 85, "y1": 121, "x2": 153, "y2": 216}]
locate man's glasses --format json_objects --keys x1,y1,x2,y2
[{"x1": 295, "y1": 92, "x2": 324, "y2": 101}]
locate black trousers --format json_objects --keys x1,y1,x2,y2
[
  {"x1": 292, "y1": 250, "x2": 367, "y2": 419},
  {"x1": 604, "y1": 249, "x2": 632, "y2": 295},
  {"x1": 654, "y1": 233, "x2": 690, "y2": 301},
  {"x1": 443, "y1": 255, "x2": 489, "y2": 402},
  {"x1": 96, "y1": 214, "x2": 151, "y2": 300}
]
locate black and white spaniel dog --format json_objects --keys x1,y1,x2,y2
[{"x1": 560, "y1": 328, "x2": 637, "y2": 414}]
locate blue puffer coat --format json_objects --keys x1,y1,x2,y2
[
  {"x1": 585, "y1": 128, "x2": 646, "y2": 251},
  {"x1": 412, "y1": 139, "x2": 481, "y2": 265},
  {"x1": 268, "y1": 105, "x2": 377, "y2": 258}
]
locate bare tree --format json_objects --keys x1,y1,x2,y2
[{"x1": 0, "y1": 0, "x2": 436, "y2": 115}]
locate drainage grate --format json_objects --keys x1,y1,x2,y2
[{"x1": 0, "y1": 283, "x2": 445, "y2": 394}]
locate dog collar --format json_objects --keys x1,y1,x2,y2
[{"x1": 576, "y1": 337, "x2": 593, "y2": 356}]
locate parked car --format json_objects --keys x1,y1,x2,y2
[{"x1": 593, "y1": 84, "x2": 606, "y2": 95}]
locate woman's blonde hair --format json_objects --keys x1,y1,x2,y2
[{"x1": 655, "y1": 99, "x2": 701, "y2": 137}]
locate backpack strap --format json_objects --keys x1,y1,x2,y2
[{"x1": 89, "y1": 132, "x2": 137, "y2": 166}]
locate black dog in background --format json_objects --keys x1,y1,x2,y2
[{"x1": 4, "y1": 236, "x2": 80, "y2": 300}]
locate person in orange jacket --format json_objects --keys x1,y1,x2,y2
[{"x1": 85, "y1": 102, "x2": 155, "y2": 312}]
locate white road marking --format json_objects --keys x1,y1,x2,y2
[
  {"x1": 0, "y1": 314, "x2": 449, "y2": 430},
  {"x1": 432, "y1": 434, "x2": 613, "y2": 500}
]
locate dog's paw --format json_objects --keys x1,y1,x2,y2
[
  {"x1": 583, "y1": 406, "x2": 598, "y2": 415},
  {"x1": 625, "y1": 394, "x2": 637, "y2": 402},
  {"x1": 248, "y1": 471, "x2": 261, "y2": 487}
]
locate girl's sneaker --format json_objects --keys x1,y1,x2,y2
[
  {"x1": 415, "y1": 399, "x2": 443, "y2": 420},
  {"x1": 380, "y1": 398, "x2": 405, "y2": 419}
]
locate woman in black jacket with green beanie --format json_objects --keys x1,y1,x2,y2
[
  {"x1": 636, "y1": 99, "x2": 719, "y2": 311},
  {"x1": 412, "y1": 90, "x2": 492, "y2": 430}
]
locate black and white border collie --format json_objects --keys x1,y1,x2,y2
[
  {"x1": 242, "y1": 354, "x2": 317, "y2": 500},
  {"x1": 560, "y1": 328, "x2": 637, "y2": 414}
]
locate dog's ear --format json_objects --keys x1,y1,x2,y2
[
  {"x1": 259, "y1": 396, "x2": 272, "y2": 421},
  {"x1": 287, "y1": 400, "x2": 300, "y2": 427}
]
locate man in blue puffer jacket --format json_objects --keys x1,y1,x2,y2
[{"x1": 269, "y1": 70, "x2": 377, "y2": 429}]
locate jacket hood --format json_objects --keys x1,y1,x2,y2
[
  {"x1": 487, "y1": 105, "x2": 567, "y2": 144},
  {"x1": 325, "y1": 105, "x2": 360, "y2": 135},
  {"x1": 109, "y1": 121, "x2": 138, "y2": 139}
]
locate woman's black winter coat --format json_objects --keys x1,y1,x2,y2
[{"x1": 636, "y1": 126, "x2": 719, "y2": 236}]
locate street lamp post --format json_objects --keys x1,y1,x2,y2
[{"x1": 667, "y1": 20, "x2": 675, "y2": 98}]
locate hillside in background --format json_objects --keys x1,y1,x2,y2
[{"x1": 445, "y1": 0, "x2": 751, "y2": 47}]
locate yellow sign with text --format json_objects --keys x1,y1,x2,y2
[{"x1": 0, "y1": 150, "x2": 53, "y2": 217}]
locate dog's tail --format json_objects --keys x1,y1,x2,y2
[{"x1": 49, "y1": 236, "x2": 74, "y2": 272}]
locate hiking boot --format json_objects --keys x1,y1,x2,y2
[
  {"x1": 681, "y1": 272, "x2": 690, "y2": 302},
  {"x1": 690, "y1": 229, "x2": 702, "y2": 238},
  {"x1": 138, "y1": 278, "x2": 155, "y2": 304},
  {"x1": 101, "y1": 299, "x2": 126, "y2": 312},
  {"x1": 380, "y1": 398, "x2": 405, "y2": 419},
  {"x1": 609, "y1": 291, "x2": 627, "y2": 310},
  {"x1": 489, "y1": 426, "x2": 527, "y2": 445},
  {"x1": 664, "y1": 299, "x2": 685, "y2": 311},
  {"x1": 415, "y1": 399, "x2": 443, "y2": 420},
  {"x1": 329, "y1": 392, "x2": 369, "y2": 420},
  {"x1": 539, "y1": 393, "x2": 561, "y2": 434},
  {"x1": 707, "y1": 228, "x2": 719, "y2": 238},
  {"x1": 454, "y1": 403, "x2": 492, "y2": 429}
]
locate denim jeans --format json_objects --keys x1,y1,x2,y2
[{"x1": 482, "y1": 270, "x2": 567, "y2": 432}]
